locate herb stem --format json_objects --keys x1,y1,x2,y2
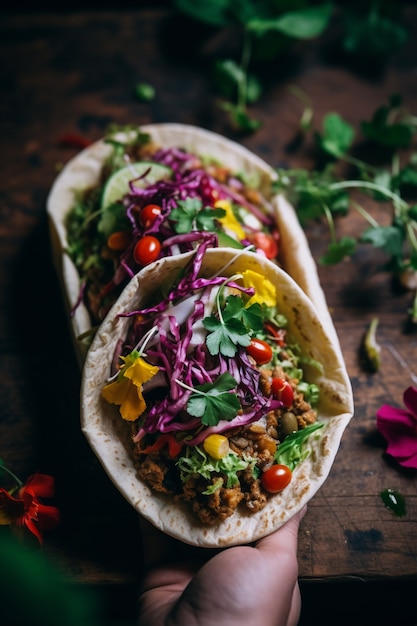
[
  {"x1": 0, "y1": 464, "x2": 23, "y2": 488},
  {"x1": 176, "y1": 378, "x2": 201, "y2": 395},
  {"x1": 321, "y1": 202, "x2": 337, "y2": 243},
  {"x1": 239, "y1": 29, "x2": 252, "y2": 112},
  {"x1": 329, "y1": 180, "x2": 408, "y2": 211},
  {"x1": 351, "y1": 199, "x2": 380, "y2": 228},
  {"x1": 406, "y1": 221, "x2": 417, "y2": 254},
  {"x1": 288, "y1": 85, "x2": 313, "y2": 131},
  {"x1": 341, "y1": 153, "x2": 379, "y2": 176}
]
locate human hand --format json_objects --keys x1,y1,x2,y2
[{"x1": 137, "y1": 506, "x2": 306, "y2": 626}]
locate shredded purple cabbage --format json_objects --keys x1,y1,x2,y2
[{"x1": 116, "y1": 241, "x2": 282, "y2": 445}]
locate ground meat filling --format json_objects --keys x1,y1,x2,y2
[{"x1": 133, "y1": 366, "x2": 317, "y2": 525}]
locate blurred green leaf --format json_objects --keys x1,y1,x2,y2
[{"x1": 248, "y1": 2, "x2": 333, "y2": 38}]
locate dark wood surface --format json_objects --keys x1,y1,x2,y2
[{"x1": 1, "y1": 7, "x2": 416, "y2": 625}]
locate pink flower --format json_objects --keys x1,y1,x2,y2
[{"x1": 376, "y1": 386, "x2": 417, "y2": 469}]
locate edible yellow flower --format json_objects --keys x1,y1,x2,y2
[
  {"x1": 215, "y1": 199, "x2": 246, "y2": 241},
  {"x1": 102, "y1": 352, "x2": 159, "y2": 422},
  {"x1": 241, "y1": 269, "x2": 276, "y2": 307}
]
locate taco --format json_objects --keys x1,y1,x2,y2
[
  {"x1": 47, "y1": 123, "x2": 334, "y2": 366},
  {"x1": 81, "y1": 245, "x2": 353, "y2": 547}
]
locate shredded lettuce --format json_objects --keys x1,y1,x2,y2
[
  {"x1": 274, "y1": 422, "x2": 324, "y2": 470},
  {"x1": 177, "y1": 446, "x2": 256, "y2": 490}
]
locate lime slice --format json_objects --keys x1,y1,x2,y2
[
  {"x1": 101, "y1": 161, "x2": 172, "y2": 209},
  {"x1": 216, "y1": 230, "x2": 245, "y2": 249}
]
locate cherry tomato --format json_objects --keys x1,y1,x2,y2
[
  {"x1": 133, "y1": 236, "x2": 161, "y2": 265},
  {"x1": 271, "y1": 377, "x2": 294, "y2": 408},
  {"x1": 246, "y1": 338, "x2": 273, "y2": 365},
  {"x1": 107, "y1": 230, "x2": 132, "y2": 251},
  {"x1": 140, "y1": 203, "x2": 162, "y2": 228},
  {"x1": 250, "y1": 232, "x2": 279, "y2": 260},
  {"x1": 261, "y1": 464, "x2": 292, "y2": 493}
]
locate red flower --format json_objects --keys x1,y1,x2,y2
[
  {"x1": 376, "y1": 386, "x2": 417, "y2": 469},
  {"x1": 0, "y1": 473, "x2": 60, "y2": 544}
]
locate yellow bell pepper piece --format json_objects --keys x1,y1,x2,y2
[
  {"x1": 215, "y1": 199, "x2": 246, "y2": 241},
  {"x1": 241, "y1": 269, "x2": 276, "y2": 307}
]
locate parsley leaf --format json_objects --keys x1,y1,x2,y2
[
  {"x1": 204, "y1": 314, "x2": 250, "y2": 357},
  {"x1": 213, "y1": 59, "x2": 262, "y2": 104},
  {"x1": 186, "y1": 372, "x2": 240, "y2": 426},
  {"x1": 320, "y1": 237, "x2": 357, "y2": 265},
  {"x1": 360, "y1": 225, "x2": 404, "y2": 257},
  {"x1": 315, "y1": 112, "x2": 355, "y2": 158},
  {"x1": 170, "y1": 197, "x2": 226, "y2": 234},
  {"x1": 343, "y1": 7, "x2": 408, "y2": 60},
  {"x1": 203, "y1": 294, "x2": 261, "y2": 356},
  {"x1": 361, "y1": 95, "x2": 415, "y2": 149},
  {"x1": 247, "y1": 2, "x2": 333, "y2": 39}
]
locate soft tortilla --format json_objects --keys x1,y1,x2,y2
[
  {"x1": 81, "y1": 248, "x2": 353, "y2": 548},
  {"x1": 46, "y1": 123, "x2": 337, "y2": 366}
]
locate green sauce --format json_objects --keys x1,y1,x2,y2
[{"x1": 380, "y1": 488, "x2": 407, "y2": 517}]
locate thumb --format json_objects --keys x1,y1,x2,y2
[{"x1": 256, "y1": 505, "x2": 306, "y2": 556}]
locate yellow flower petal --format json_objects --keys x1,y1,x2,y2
[
  {"x1": 242, "y1": 269, "x2": 276, "y2": 307},
  {"x1": 102, "y1": 352, "x2": 159, "y2": 422},
  {"x1": 124, "y1": 357, "x2": 159, "y2": 387},
  {"x1": 215, "y1": 199, "x2": 246, "y2": 241},
  {"x1": 102, "y1": 378, "x2": 147, "y2": 422}
]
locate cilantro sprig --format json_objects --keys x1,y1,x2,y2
[
  {"x1": 275, "y1": 93, "x2": 417, "y2": 322},
  {"x1": 181, "y1": 372, "x2": 241, "y2": 426},
  {"x1": 173, "y1": 1, "x2": 408, "y2": 132},
  {"x1": 203, "y1": 291, "x2": 263, "y2": 357},
  {"x1": 170, "y1": 197, "x2": 226, "y2": 234}
]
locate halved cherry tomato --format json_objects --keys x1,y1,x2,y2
[
  {"x1": 250, "y1": 232, "x2": 279, "y2": 259},
  {"x1": 271, "y1": 377, "x2": 294, "y2": 408},
  {"x1": 246, "y1": 338, "x2": 273, "y2": 365},
  {"x1": 261, "y1": 464, "x2": 292, "y2": 493},
  {"x1": 133, "y1": 235, "x2": 161, "y2": 265},
  {"x1": 140, "y1": 203, "x2": 162, "y2": 228}
]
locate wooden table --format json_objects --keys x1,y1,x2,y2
[{"x1": 1, "y1": 7, "x2": 416, "y2": 625}]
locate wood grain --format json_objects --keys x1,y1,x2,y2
[{"x1": 0, "y1": 8, "x2": 416, "y2": 607}]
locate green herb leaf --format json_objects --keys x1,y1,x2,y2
[
  {"x1": 170, "y1": 197, "x2": 225, "y2": 234},
  {"x1": 97, "y1": 202, "x2": 129, "y2": 237},
  {"x1": 134, "y1": 82, "x2": 155, "y2": 102},
  {"x1": 320, "y1": 236, "x2": 356, "y2": 264},
  {"x1": 361, "y1": 96, "x2": 415, "y2": 149},
  {"x1": 275, "y1": 422, "x2": 324, "y2": 470},
  {"x1": 316, "y1": 112, "x2": 355, "y2": 158},
  {"x1": 247, "y1": 3, "x2": 333, "y2": 39},
  {"x1": 343, "y1": 8, "x2": 408, "y2": 59},
  {"x1": 186, "y1": 372, "x2": 240, "y2": 426},
  {"x1": 173, "y1": 0, "x2": 232, "y2": 26},
  {"x1": 204, "y1": 314, "x2": 251, "y2": 357},
  {"x1": 360, "y1": 225, "x2": 404, "y2": 257},
  {"x1": 223, "y1": 296, "x2": 263, "y2": 327},
  {"x1": 203, "y1": 294, "x2": 259, "y2": 356},
  {"x1": 213, "y1": 59, "x2": 262, "y2": 104},
  {"x1": 394, "y1": 165, "x2": 417, "y2": 189},
  {"x1": 220, "y1": 101, "x2": 262, "y2": 132}
]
